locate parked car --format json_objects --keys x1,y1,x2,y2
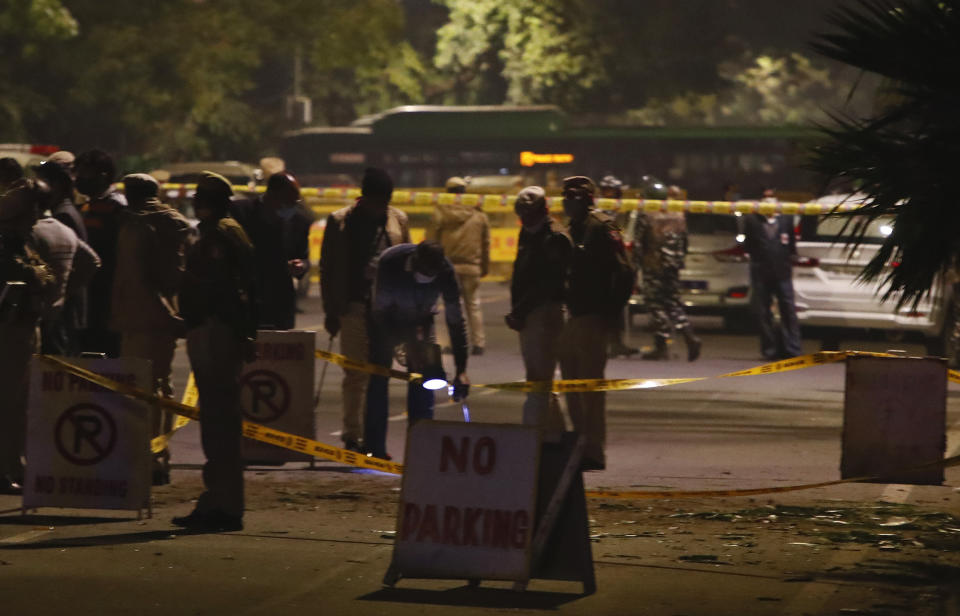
[
  {"x1": 793, "y1": 194, "x2": 952, "y2": 355},
  {"x1": 622, "y1": 209, "x2": 751, "y2": 329},
  {"x1": 0, "y1": 143, "x2": 57, "y2": 172}
]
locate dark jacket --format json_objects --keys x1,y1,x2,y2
[
  {"x1": 320, "y1": 201, "x2": 409, "y2": 318},
  {"x1": 180, "y1": 215, "x2": 257, "y2": 340},
  {"x1": 566, "y1": 209, "x2": 625, "y2": 317},
  {"x1": 81, "y1": 189, "x2": 126, "y2": 331},
  {"x1": 743, "y1": 213, "x2": 796, "y2": 281},
  {"x1": 370, "y1": 243, "x2": 469, "y2": 374},
  {"x1": 235, "y1": 197, "x2": 313, "y2": 330},
  {"x1": 509, "y1": 218, "x2": 572, "y2": 321}
]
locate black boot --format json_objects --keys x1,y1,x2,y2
[
  {"x1": 641, "y1": 336, "x2": 669, "y2": 360},
  {"x1": 683, "y1": 327, "x2": 702, "y2": 362},
  {"x1": 608, "y1": 340, "x2": 639, "y2": 357}
]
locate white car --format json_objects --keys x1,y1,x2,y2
[
  {"x1": 793, "y1": 194, "x2": 952, "y2": 355},
  {"x1": 623, "y1": 210, "x2": 751, "y2": 329}
]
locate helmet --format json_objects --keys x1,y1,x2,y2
[
  {"x1": 598, "y1": 175, "x2": 623, "y2": 191},
  {"x1": 641, "y1": 175, "x2": 668, "y2": 200},
  {"x1": 598, "y1": 175, "x2": 623, "y2": 199}
]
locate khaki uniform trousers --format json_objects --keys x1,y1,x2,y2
[
  {"x1": 519, "y1": 302, "x2": 565, "y2": 441},
  {"x1": 437, "y1": 273, "x2": 484, "y2": 350},
  {"x1": 458, "y1": 273, "x2": 484, "y2": 349},
  {"x1": 186, "y1": 320, "x2": 244, "y2": 518},
  {"x1": 121, "y1": 332, "x2": 177, "y2": 463},
  {"x1": 339, "y1": 302, "x2": 369, "y2": 445},
  {"x1": 0, "y1": 322, "x2": 37, "y2": 482},
  {"x1": 558, "y1": 314, "x2": 609, "y2": 464}
]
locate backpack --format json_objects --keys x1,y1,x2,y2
[{"x1": 593, "y1": 212, "x2": 636, "y2": 312}]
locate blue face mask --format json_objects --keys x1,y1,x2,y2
[
  {"x1": 414, "y1": 271, "x2": 437, "y2": 284},
  {"x1": 276, "y1": 205, "x2": 297, "y2": 220}
]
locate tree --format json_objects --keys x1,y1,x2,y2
[
  {"x1": 808, "y1": 0, "x2": 960, "y2": 307},
  {"x1": 625, "y1": 51, "x2": 870, "y2": 126},
  {"x1": 433, "y1": 0, "x2": 599, "y2": 107},
  {"x1": 0, "y1": 0, "x2": 77, "y2": 139},
  {"x1": 18, "y1": 0, "x2": 427, "y2": 164}
]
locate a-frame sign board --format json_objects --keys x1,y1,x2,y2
[
  {"x1": 383, "y1": 422, "x2": 594, "y2": 595},
  {"x1": 524, "y1": 433, "x2": 596, "y2": 594}
]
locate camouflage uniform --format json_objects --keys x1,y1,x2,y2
[{"x1": 634, "y1": 210, "x2": 701, "y2": 361}]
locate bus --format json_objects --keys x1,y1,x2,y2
[{"x1": 280, "y1": 105, "x2": 821, "y2": 199}]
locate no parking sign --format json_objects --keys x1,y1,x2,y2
[
  {"x1": 23, "y1": 357, "x2": 151, "y2": 513},
  {"x1": 241, "y1": 330, "x2": 316, "y2": 463}
]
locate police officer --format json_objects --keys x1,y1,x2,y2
[
  {"x1": 559, "y1": 176, "x2": 631, "y2": 471},
  {"x1": 506, "y1": 186, "x2": 571, "y2": 440},
  {"x1": 75, "y1": 149, "x2": 126, "y2": 357},
  {"x1": 320, "y1": 168, "x2": 410, "y2": 452},
  {"x1": 364, "y1": 240, "x2": 470, "y2": 460},
  {"x1": 111, "y1": 174, "x2": 191, "y2": 485},
  {"x1": 742, "y1": 189, "x2": 802, "y2": 360},
  {"x1": 173, "y1": 172, "x2": 256, "y2": 532},
  {"x1": 429, "y1": 176, "x2": 490, "y2": 355},
  {"x1": 0, "y1": 181, "x2": 56, "y2": 493},
  {"x1": 635, "y1": 181, "x2": 701, "y2": 361},
  {"x1": 234, "y1": 172, "x2": 312, "y2": 330}
]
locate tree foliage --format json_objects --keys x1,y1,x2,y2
[
  {"x1": 808, "y1": 0, "x2": 960, "y2": 307},
  {"x1": 626, "y1": 52, "x2": 855, "y2": 126},
  {"x1": 4, "y1": 0, "x2": 425, "y2": 165},
  {"x1": 432, "y1": 0, "x2": 730, "y2": 110},
  {"x1": 0, "y1": 0, "x2": 78, "y2": 137}
]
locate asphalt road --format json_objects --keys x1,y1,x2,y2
[
  {"x1": 3, "y1": 281, "x2": 959, "y2": 616},
  {"x1": 168, "y1": 280, "x2": 960, "y2": 490}
]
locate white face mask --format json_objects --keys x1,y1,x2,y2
[{"x1": 414, "y1": 271, "x2": 437, "y2": 284}]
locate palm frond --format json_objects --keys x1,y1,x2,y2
[{"x1": 808, "y1": 0, "x2": 960, "y2": 307}]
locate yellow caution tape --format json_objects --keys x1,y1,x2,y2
[
  {"x1": 311, "y1": 349, "x2": 925, "y2": 393},
  {"x1": 315, "y1": 349, "x2": 422, "y2": 382},
  {"x1": 38, "y1": 352, "x2": 960, "y2": 498},
  {"x1": 150, "y1": 373, "x2": 197, "y2": 454},
  {"x1": 40, "y1": 355, "x2": 403, "y2": 475},
  {"x1": 155, "y1": 183, "x2": 862, "y2": 217}
]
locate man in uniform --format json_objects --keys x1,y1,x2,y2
[
  {"x1": 235, "y1": 172, "x2": 311, "y2": 330},
  {"x1": 429, "y1": 176, "x2": 490, "y2": 355},
  {"x1": 559, "y1": 176, "x2": 632, "y2": 471},
  {"x1": 111, "y1": 174, "x2": 192, "y2": 485},
  {"x1": 320, "y1": 168, "x2": 409, "y2": 452},
  {"x1": 75, "y1": 149, "x2": 126, "y2": 357},
  {"x1": 506, "y1": 186, "x2": 571, "y2": 440},
  {"x1": 173, "y1": 172, "x2": 256, "y2": 532},
  {"x1": 635, "y1": 182, "x2": 701, "y2": 361},
  {"x1": 364, "y1": 240, "x2": 470, "y2": 460},
  {"x1": 0, "y1": 181, "x2": 57, "y2": 493}
]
